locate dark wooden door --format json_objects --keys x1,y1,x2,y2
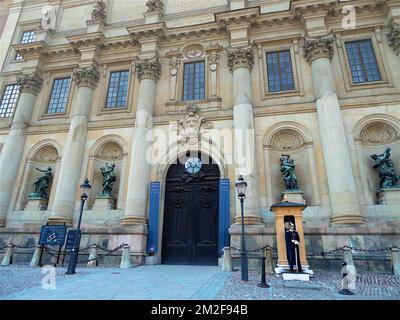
[{"x1": 162, "y1": 154, "x2": 220, "y2": 265}]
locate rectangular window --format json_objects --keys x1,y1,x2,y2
[
  {"x1": 15, "y1": 30, "x2": 36, "y2": 61},
  {"x1": 105, "y1": 70, "x2": 130, "y2": 109},
  {"x1": 266, "y1": 50, "x2": 295, "y2": 93},
  {"x1": 183, "y1": 61, "x2": 205, "y2": 101},
  {"x1": 46, "y1": 78, "x2": 71, "y2": 114},
  {"x1": 0, "y1": 84, "x2": 20, "y2": 118},
  {"x1": 345, "y1": 40, "x2": 381, "y2": 84}
]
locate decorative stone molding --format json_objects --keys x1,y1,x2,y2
[
  {"x1": 176, "y1": 104, "x2": 214, "y2": 145},
  {"x1": 226, "y1": 46, "x2": 254, "y2": 72},
  {"x1": 135, "y1": 57, "x2": 161, "y2": 82},
  {"x1": 183, "y1": 44, "x2": 204, "y2": 59},
  {"x1": 34, "y1": 145, "x2": 58, "y2": 162},
  {"x1": 360, "y1": 121, "x2": 400, "y2": 145},
  {"x1": 17, "y1": 72, "x2": 43, "y2": 96},
  {"x1": 87, "y1": 0, "x2": 107, "y2": 25},
  {"x1": 96, "y1": 141, "x2": 124, "y2": 160},
  {"x1": 303, "y1": 34, "x2": 335, "y2": 64},
  {"x1": 72, "y1": 65, "x2": 100, "y2": 89},
  {"x1": 40, "y1": 6, "x2": 58, "y2": 32},
  {"x1": 387, "y1": 23, "x2": 400, "y2": 55},
  {"x1": 270, "y1": 129, "x2": 306, "y2": 152},
  {"x1": 146, "y1": 0, "x2": 164, "y2": 14}
]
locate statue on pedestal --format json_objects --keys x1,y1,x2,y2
[
  {"x1": 371, "y1": 148, "x2": 399, "y2": 188},
  {"x1": 280, "y1": 155, "x2": 299, "y2": 191},
  {"x1": 29, "y1": 167, "x2": 52, "y2": 199},
  {"x1": 284, "y1": 221, "x2": 302, "y2": 273},
  {"x1": 99, "y1": 163, "x2": 116, "y2": 196}
]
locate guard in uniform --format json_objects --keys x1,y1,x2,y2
[{"x1": 284, "y1": 221, "x2": 302, "y2": 273}]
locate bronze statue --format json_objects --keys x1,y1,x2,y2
[
  {"x1": 371, "y1": 148, "x2": 399, "y2": 188},
  {"x1": 100, "y1": 163, "x2": 116, "y2": 196},
  {"x1": 29, "y1": 167, "x2": 52, "y2": 199},
  {"x1": 280, "y1": 155, "x2": 299, "y2": 191}
]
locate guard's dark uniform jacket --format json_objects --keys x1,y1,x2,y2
[{"x1": 285, "y1": 229, "x2": 302, "y2": 273}]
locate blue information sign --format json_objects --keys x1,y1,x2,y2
[
  {"x1": 65, "y1": 230, "x2": 82, "y2": 250},
  {"x1": 147, "y1": 181, "x2": 161, "y2": 254},
  {"x1": 39, "y1": 225, "x2": 67, "y2": 246}
]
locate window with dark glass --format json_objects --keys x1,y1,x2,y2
[
  {"x1": 15, "y1": 30, "x2": 36, "y2": 61},
  {"x1": 46, "y1": 78, "x2": 71, "y2": 114},
  {"x1": 105, "y1": 70, "x2": 129, "y2": 109},
  {"x1": 266, "y1": 50, "x2": 295, "y2": 93},
  {"x1": 345, "y1": 40, "x2": 381, "y2": 84},
  {"x1": 0, "y1": 84, "x2": 20, "y2": 118},
  {"x1": 183, "y1": 61, "x2": 205, "y2": 101}
]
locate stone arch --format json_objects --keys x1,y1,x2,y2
[
  {"x1": 87, "y1": 135, "x2": 128, "y2": 210},
  {"x1": 352, "y1": 114, "x2": 400, "y2": 205},
  {"x1": 263, "y1": 121, "x2": 313, "y2": 150},
  {"x1": 19, "y1": 140, "x2": 61, "y2": 211},
  {"x1": 262, "y1": 122, "x2": 320, "y2": 207}
]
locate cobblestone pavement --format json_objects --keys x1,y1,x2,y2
[
  {"x1": 216, "y1": 270, "x2": 400, "y2": 300},
  {"x1": 1, "y1": 265, "x2": 399, "y2": 300}
]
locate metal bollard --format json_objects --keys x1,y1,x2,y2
[
  {"x1": 257, "y1": 257, "x2": 270, "y2": 288},
  {"x1": 1, "y1": 244, "x2": 14, "y2": 266}
]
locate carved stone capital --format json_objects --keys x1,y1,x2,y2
[
  {"x1": 135, "y1": 57, "x2": 161, "y2": 82},
  {"x1": 72, "y1": 65, "x2": 100, "y2": 89},
  {"x1": 226, "y1": 46, "x2": 254, "y2": 72},
  {"x1": 387, "y1": 23, "x2": 400, "y2": 55},
  {"x1": 303, "y1": 34, "x2": 335, "y2": 64},
  {"x1": 17, "y1": 72, "x2": 43, "y2": 96}
]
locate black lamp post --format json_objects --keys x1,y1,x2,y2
[
  {"x1": 66, "y1": 178, "x2": 91, "y2": 275},
  {"x1": 235, "y1": 175, "x2": 248, "y2": 282}
]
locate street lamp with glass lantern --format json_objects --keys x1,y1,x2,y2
[
  {"x1": 66, "y1": 178, "x2": 91, "y2": 275},
  {"x1": 235, "y1": 175, "x2": 248, "y2": 281}
]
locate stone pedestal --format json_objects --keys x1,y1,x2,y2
[
  {"x1": 145, "y1": 255, "x2": 161, "y2": 265},
  {"x1": 391, "y1": 248, "x2": 400, "y2": 276},
  {"x1": 377, "y1": 188, "x2": 400, "y2": 205},
  {"x1": 92, "y1": 196, "x2": 115, "y2": 210},
  {"x1": 25, "y1": 198, "x2": 48, "y2": 211},
  {"x1": 282, "y1": 273, "x2": 310, "y2": 281},
  {"x1": 282, "y1": 191, "x2": 306, "y2": 205},
  {"x1": 222, "y1": 247, "x2": 233, "y2": 272}
]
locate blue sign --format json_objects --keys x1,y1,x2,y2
[
  {"x1": 218, "y1": 179, "x2": 230, "y2": 255},
  {"x1": 39, "y1": 225, "x2": 67, "y2": 246},
  {"x1": 147, "y1": 181, "x2": 161, "y2": 254},
  {"x1": 65, "y1": 230, "x2": 82, "y2": 250}
]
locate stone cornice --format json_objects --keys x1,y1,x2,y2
[
  {"x1": 291, "y1": 0, "x2": 337, "y2": 18},
  {"x1": 303, "y1": 34, "x2": 335, "y2": 64},
  {"x1": 215, "y1": 7, "x2": 260, "y2": 27},
  {"x1": 66, "y1": 32, "x2": 106, "y2": 51},
  {"x1": 72, "y1": 65, "x2": 100, "y2": 89},
  {"x1": 387, "y1": 22, "x2": 400, "y2": 55},
  {"x1": 226, "y1": 45, "x2": 254, "y2": 72},
  {"x1": 17, "y1": 72, "x2": 43, "y2": 96},
  {"x1": 165, "y1": 22, "x2": 225, "y2": 41},
  {"x1": 127, "y1": 22, "x2": 166, "y2": 42},
  {"x1": 12, "y1": 41, "x2": 49, "y2": 60},
  {"x1": 328, "y1": 0, "x2": 385, "y2": 17},
  {"x1": 135, "y1": 57, "x2": 161, "y2": 82}
]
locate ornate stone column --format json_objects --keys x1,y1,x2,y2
[
  {"x1": 48, "y1": 66, "x2": 99, "y2": 225},
  {"x1": 0, "y1": 73, "x2": 43, "y2": 227},
  {"x1": 304, "y1": 35, "x2": 364, "y2": 224},
  {"x1": 227, "y1": 46, "x2": 262, "y2": 225},
  {"x1": 387, "y1": 23, "x2": 400, "y2": 56},
  {"x1": 121, "y1": 57, "x2": 160, "y2": 227}
]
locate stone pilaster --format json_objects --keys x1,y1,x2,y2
[
  {"x1": 0, "y1": 72, "x2": 43, "y2": 227},
  {"x1": 48, "y1": 65, "x2": 99, "y2": 225},
  {"x1": 121, "y1": 57, "x2": 160, "y2": 227},
  {"x1": 304, "y1": 35, "x2": 364, "y2": 225},
  {"x1": 387, "y1": 23, "x2": 400, "y2": 55},
  {"x1": 227, "y1": 46, "x2": 262, "y2": 225}
]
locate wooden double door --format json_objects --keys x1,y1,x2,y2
[{"x1": 162, "y1": 155, "x2": 220, "y2": 265}]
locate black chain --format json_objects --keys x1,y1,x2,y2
[
  {"x1": 229, "y1": 245, "x2": 278, "y2": 254},
  {"x1": 77, "y1": 243, "x2": 126, "y2": 264},
  {"x1": 13, "y1": 244, "x2": 37, "y2": 249}
]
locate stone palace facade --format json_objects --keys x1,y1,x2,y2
[{"x1": 0, "y1": 0, "x2": 399, "y2": 270}]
